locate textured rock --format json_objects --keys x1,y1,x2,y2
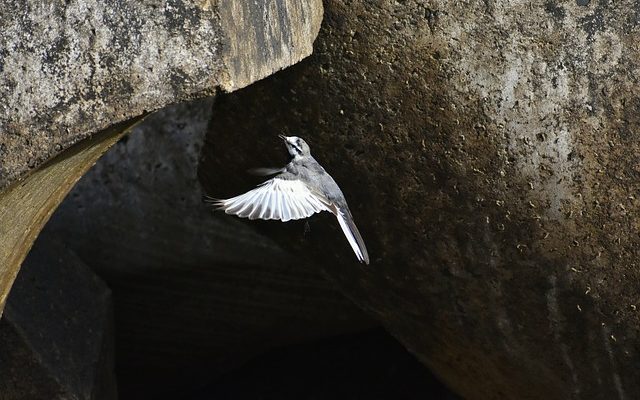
[
  {"x1": 45, "y1": 99, "x2": 372, "y2": 398},
  {"x1": 0, "y1": 0, "x2": 322, "y2": 314},
  {"x1": 0, "y1": 0, "x2": 322, "y2": 190},
  {"x1": 0, "y1": 235, "x2": 115, "y2": 399},
  {"x1": 200, "y1": 1, "x2": 640, "y2": 399}
]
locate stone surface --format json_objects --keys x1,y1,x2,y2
[
  {"x1": 0, "y1": 0, "x2": 322, "y2": 315},
  {"x1": 0, "y1": 234, "x2": 115, "y2": 399},
  {"x1": 199, "y1": 1, "x2": 640, "y2": 399},
  {"x1": 218, "y1": 1, "x2": 323, "y2": 91},
  {"x1": 0, "y1": 0, "x2": 323, "y2": 191},
  {"x1": 45, "y1": 99, "x2": 372, "y2": 398}
]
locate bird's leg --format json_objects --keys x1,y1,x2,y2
[{"x1": 303, "y1": 221, "x2": 311, "y2": 236}]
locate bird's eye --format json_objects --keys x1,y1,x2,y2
[{"x1": 288, "y1": 142, "x2": 302, "y2": 154}]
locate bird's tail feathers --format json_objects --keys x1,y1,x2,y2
[{"x1": 335, "y1": 208, "x2": 370, "y2": 265}]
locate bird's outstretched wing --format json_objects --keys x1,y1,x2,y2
[
  {"x1": 206, "y1": 177, "x2": 370, "y2": 264},
  {"x1": 209, "y1": 178, "x2": 330, "y2": 222}
]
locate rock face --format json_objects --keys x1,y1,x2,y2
[
  {"x1": 200, "y1": 1, "x2": 640, "y2": 399},
  {"x1": 0, "y1": 235, "x2": 115, "y2": 399},
  {"x1": 45, "y1": 99, "x2": 372, "y2": 398},
  {"x1": 0, "y1": 0, "x2": 323, "y2": 315},
  {"x1": 0, "y1": 0, "x2": 322, "y2": 190}
]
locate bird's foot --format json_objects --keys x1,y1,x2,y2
[{"x1": 303, "y1": 221, "x2": 311, "y2": 236}]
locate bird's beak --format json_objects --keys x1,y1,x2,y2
[{"x1": 278, "y1": 134, "x2": 287, "y2": 141}]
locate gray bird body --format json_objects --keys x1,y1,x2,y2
[
  {"x1": 210, "y1": 136, "x2": 369, "y2": 264},
  {"x1": 282, "y1": 155, "x2": 344, "y2": 206}
]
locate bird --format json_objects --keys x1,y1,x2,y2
[{"x1": 207, "y1": 135, "x2": 369, "y2": 264}]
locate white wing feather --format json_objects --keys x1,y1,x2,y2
[{"x1": 214, "y1": 178, "x2": 330, "y2": 222}]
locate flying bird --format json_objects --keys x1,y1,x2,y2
[{"x1": 208, "y1": 135, "x2": 369, "y2": 264}]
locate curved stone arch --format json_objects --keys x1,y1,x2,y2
[{"x1": 0, "y1": 118, "x2": 143, "y2": 315}]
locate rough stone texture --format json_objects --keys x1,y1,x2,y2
[
  {"x1": 200, "y1": 1, "x2": 640, "y2": 399},
  {"x1": 0, "y1": 0, "x2": 322, "y2": 315},
  {"x1": 219, "y1": 2, "x2": 323, "y2": 91},
  {"x1": 0, "y1": 234, "x2": 115, "y2": 399},
  {"x1": 45, "y1": 99, "x2": 372, "y2": 398},
  {"x1": 0, "y1": 0, "x2": 323, "y2": 190}
]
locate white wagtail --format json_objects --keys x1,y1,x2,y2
[{"x1": 208, "y1": 135, "x2": 369, "y2": 264}]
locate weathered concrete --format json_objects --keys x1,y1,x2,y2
[
  {"x1": 200, "y1": 1, "x2": 640, "y2": 399},
  {"x1": 0, "y1": 235, "x2": 115, "y2": 399},
  {"x1": 0, "y1": 0, "x2": 323, "y2": 315},
  {"x1": 45, "y1": 99, "x2": 372, "y2": 398}
]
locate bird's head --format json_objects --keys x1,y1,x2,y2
[{"x1": 279, "y1": 135, "x2": 311, "y2": 158}]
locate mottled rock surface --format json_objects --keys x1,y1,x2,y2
[
  {"x1": 200, "y1": 1, "x2": 640, "y2": 399},
  {"x1": 45, "y1": 99, "x2": 372, "y2": 398},
  {"x1": 0, "y1": 0, "x2": 322, "y2": 190},
  {"x1": 0, "y1": 235, "x2": 115, "y2": 399}
]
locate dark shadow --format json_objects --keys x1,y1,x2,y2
[{"x1": 187, "y1": 328, "x2": 459, "y2": 400}]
